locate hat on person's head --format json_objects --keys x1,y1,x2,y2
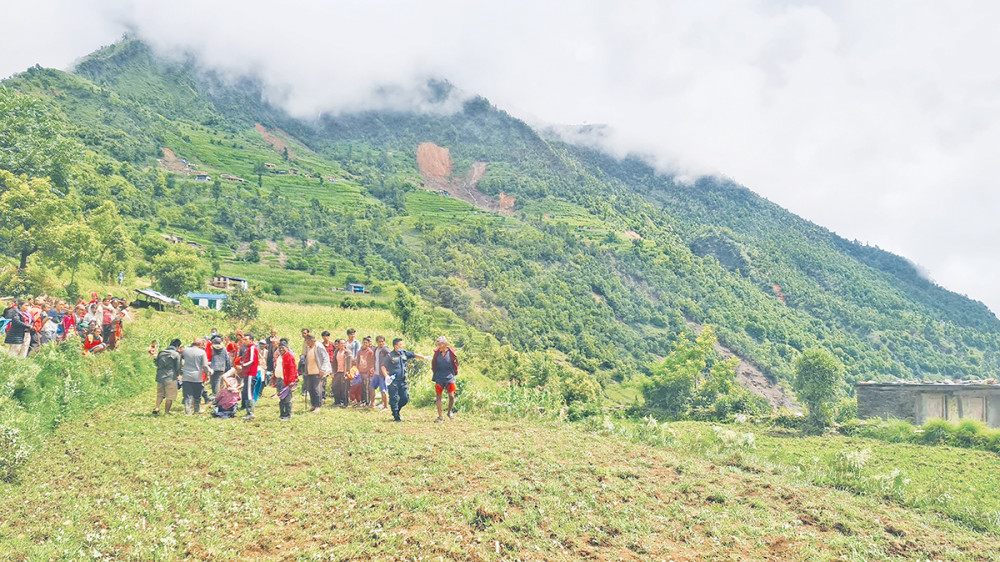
[
  {"x1": 279, "y1": 338, "x2": 289, "y2": 347},
  {"x1": 436, "y1": 336, "x2": 448, "y2": 344}
]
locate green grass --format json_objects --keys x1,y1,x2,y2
[
  {"x1": 667, "y1": 421, "x2": 1000, "y2": 535},
  {"x1": 2, "y1": 295, "x2": 999, "y2": 559},
  {"x1": 3, "y1": 397, "x2": 999, "y2": 559}
]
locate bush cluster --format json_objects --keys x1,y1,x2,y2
[{"x1": 839, "y1": 417, "x2": 1000, "y2": 454}]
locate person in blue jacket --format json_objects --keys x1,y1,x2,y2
[{"x1": 384, "y1": 337, "x2": 426, "y2": 422}]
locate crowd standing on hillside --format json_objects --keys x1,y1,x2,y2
[
  {"x1": 153, "y1": 328, "x2": 459, "y2": 423},
  {"x1": 2, "y1": 292, "x2": 131, "y2": 357}
]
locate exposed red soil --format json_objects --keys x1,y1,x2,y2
[
  {"x1": 255, "y1": 123, "x2": 296, "y2": 160},
  {"x1": 158, "y1": 147, "x2": 189, "y2": 173},
  {"x1": 416, "y1": 142, "x2": 514, "y2": 215}
]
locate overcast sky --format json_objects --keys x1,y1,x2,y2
[{"x1": 3, "y1": 1, "x2": 999, "y2": 315}]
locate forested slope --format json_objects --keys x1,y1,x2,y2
[{"x1": 3, "y1": 38, "x2": 998, "y2": 403}]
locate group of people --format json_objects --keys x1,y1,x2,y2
[
  {"x1": 2, "y1": 292, "x2": 131, "y2": 357},
  {"x1": 152, "y1": 327, "x2": 460, "y2": 423}
]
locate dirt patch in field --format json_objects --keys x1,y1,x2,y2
[
  {"x1": 255, "y1": 123, "x2": 295, "y2": 160},
  {"x1": 624, "y1": 230, "x2": 643, "y2": 240},
  {"x1": 158, "y1": 147, "x2": 190, "y2": 173},
  {"x1": 416, "y1": 141, "x2": 514, "y2": 215}
]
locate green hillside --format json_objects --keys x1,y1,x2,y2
[{"x1": 3, "y1": 37, "x2": 1000, "y2": 407}]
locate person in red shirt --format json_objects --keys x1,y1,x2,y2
[
  {"x1": 237, "y1": 333, "x2": 259, "y2": 420},
  {"x1": 82, "y1": 331, "x2": 106, "y2": 355},
  {"x1": 273, "y1": 338, "x2": 298, "y2": 421},
  {"x1": 355, "y1": 337, "x2": 376, "y2": 407}
]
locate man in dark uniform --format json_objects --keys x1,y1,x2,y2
[{"x1": 384, "y1": 337, "x2": 426, "y2": 422}]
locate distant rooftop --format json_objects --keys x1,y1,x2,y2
[{"x1": 858, "y1": 379, "x2": 1000, "y2": 389}]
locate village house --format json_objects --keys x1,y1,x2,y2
[
  {"x1": 186, "y1": 292, "x2": 228, "y2": 311},
  {"x1": 857, "y1": 380, "x2": 1000, "y2": 428},
  {"x1": 210, "y1": 275, "x2": 249, "y2": 290}
]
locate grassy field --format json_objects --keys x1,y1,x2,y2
[
  {"x1": 3, "y1": 394, "x2": 1000, "y2": 560},
  {"x1": 4, "y1": 304, "x2": 1000, "y2": 560}
]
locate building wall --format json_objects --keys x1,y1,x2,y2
[
  {"x1": 857, "y1": 387, "x2": 920, "y2": 424},
  {"x1": 857, "y1": 386, "x2": 1000, "y2": 428}
]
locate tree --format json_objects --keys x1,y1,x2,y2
[
  {"x1": 222, "y1": 286, "x2": 259, "y2": 326},
  {"x1": 253, "y1": 161, "x2": 266, "y2": 187},
  {"x1": 151, "y1": 247, "x2": 209, "y2": 298},
  {"x1": 0, "y1": 88, "x2": 76, "y2": 188},
  {"x1": 50, "y1": 221, "x2": 97, "y2": 287},
  {"x1": 793, "y1": 348, "x2": 844, "y2": 430},
  {"x1": 211, "y1": 177, "x2": 222, "y2": 200},
  {"x1": 0, "y1": 171, "x2": 67, "y2": 269},
  {"x1": 393, "y1": 285, "x2": 429, "y2": 340},
  {"x1": 86, "y1": 201, "x2": 136, "y2": 282}
]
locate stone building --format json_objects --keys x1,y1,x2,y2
[{"x1": 856, "y1": 381, "x2": 1000, "y2": 428}]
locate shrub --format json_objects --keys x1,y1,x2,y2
[
  {"x1": 855, "y1": 418, "x2": 917, "y2": 443},
  {"x1": 920, "y1": 418, "x2": 956, "y2": 445},
  {"x1": 0, "y1": 425, "x2": 30, "y2": 482},
  {"x1": 953, "y1": 419, "x2": 987, "y2": 448},
  {"x1": 792, "y1": 348, "x2": 844, "y2": 430}
]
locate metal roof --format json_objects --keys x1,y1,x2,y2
[
  {"x1": 135, "y1": 289, "x2": 180, "y2": 305},
  {"x1": 186, "y1": 293, "x2": 229, "y2": 300}
]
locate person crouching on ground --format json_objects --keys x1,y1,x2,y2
[
  {"x1": 386, "y1": 338, "x2": 427, "y2": 422},
  {"x1": 82, "y1": 330, "x2": 107, "y2": 355},
  {"x1": 153, "y1": 339, "x2": 182, "y2": 415},
  {"x1": 212, "y1": 368, "x2": 242, "y2": 418},
  {"x1": 432, "y1": 336, "x2": 459, "y2": 422},
  {"x1": 181, "y1": 338, "x2": 210, "y2": 415},
  {"x1": 273, "y1": 338, "x2": 298, "y2": 421}
]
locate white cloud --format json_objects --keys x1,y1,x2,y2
[{"x1": 2, "y1": 0, "x2": 999, "y2": 315}]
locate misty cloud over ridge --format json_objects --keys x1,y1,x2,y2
[{"x1": 3, "y1": 0, "x2": 1000, "y2": 314}]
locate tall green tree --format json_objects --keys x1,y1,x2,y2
[
  {"x1": 86, "y1": 201, "x2": 136, "y2": 282},
  {"x1": 793, "y1": 348, "x2": 844, "y2": 430},
  {"x1": 393, "y1": 285, "x2": 429, "y2": 339},
  {"x1": 0, "y1": 88, "x2": 76, "y2": 188},
  {"x1": 0, "y1": 171, "x2": 67, "y2": 269},
  {"x1": 151, "y1": 247, "x2": 209, "y2": 298}
]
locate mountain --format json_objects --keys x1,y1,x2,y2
[{"x1": 2, "y1": 38, "x2": 998, "y2": 404}]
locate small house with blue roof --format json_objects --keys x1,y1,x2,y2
[{"x1": 186, "y1": 292, "x2": 229, "y2": 311}]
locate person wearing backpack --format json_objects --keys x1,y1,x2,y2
[
  {"x1": 431, "y1": 336, "x2": 460, "y2": 423},
  {"x1": 208, "y1": 336, "x2": 232, "y2": 399},
  {"x1": 154, "y1": 339, "x2": 183, "y2": 416}
]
